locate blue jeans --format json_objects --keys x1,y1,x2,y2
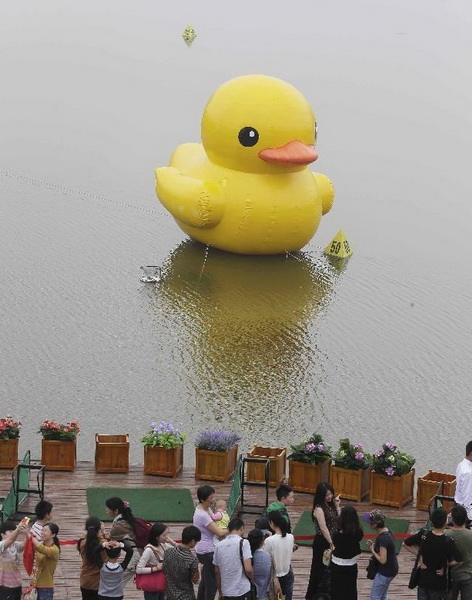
[
  {"x1": 370, "y1": 573, "x2": 394, "y2": 600},
  {"x1": 448, "y1": 577, "x2": 472, "y2": 600},
  {"x1": 278, "y1": 568, "x2": 294, "y2": 600},
  {"x1": 37, "y1": 589, "x2": 54, "y2": 600}
]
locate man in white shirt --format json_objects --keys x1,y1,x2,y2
[
  {"x1": 455, "y1": 441, "x2": 472, "y2": 520},
  {"x1": 213, "y1": 518, "x2": 253, "y2": 600}
]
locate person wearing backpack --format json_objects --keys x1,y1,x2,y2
[{"x1": 105, "y1": 498, "x2": 141, "y2": 588}]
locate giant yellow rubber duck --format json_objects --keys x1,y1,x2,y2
[{"x1": 155, "y1": 74, "x2": 334, "y2": 255}]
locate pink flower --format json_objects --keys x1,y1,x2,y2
[
  {"x1": 385, "y1": 466, "x2": 395, "y2": 476},
  {"x1": 354, "y1": 452, "x2": 364, "y2": 461}
]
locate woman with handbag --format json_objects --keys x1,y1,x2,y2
[
  {"x1": 264, "y1": 510, "x2": 295, "y2": 600},
  {"x1": 31, "y1": 523, "x2": 60, "y2": 600},
  {"x1": 77, "y1": 517, "x2": 107, "y2": 600},
  {"x1": 364, "y1": 510, "x2": 398, "y2": 600},
  {"x1": 305, "y1": 482, "x2": 341, "y2": 600},
  {"x1": 136, "y1": 522, "x2": 176, "y2": 600},
  {"x1": 330, "y1": 506, "x2": 363, "y2": 600}
]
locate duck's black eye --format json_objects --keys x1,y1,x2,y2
[
  {"x1": 238, "y1": 126, "x2": 259, "y2": 147},
  {"x1": 314, "y1": 122, "x2": 318, "y2": 142}
]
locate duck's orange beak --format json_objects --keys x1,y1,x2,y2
[{"x1": 258, "y1": 140, "x2": 318, "y2": 166}]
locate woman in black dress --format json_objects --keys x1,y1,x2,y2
[
  {"x1": 330, "y1": 506, "x2": 364, "y2": 600},
  {"x1": 305, "y1": 482, "x2": 341, "y2": 599}
]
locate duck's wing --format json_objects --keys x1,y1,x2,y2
[
  {"x1": 312, "y1": 172, "x2": 335, "y2": 215},
  {"x1": 155, "y1": 167, "x2": 225, "y2": 229},
  {"x1": 169, "y1": 143, "x2": 207, "y2": 172}
]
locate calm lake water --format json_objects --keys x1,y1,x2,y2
[{"x1": 1, "y1": 0, "x2": 472, "y2": 476}]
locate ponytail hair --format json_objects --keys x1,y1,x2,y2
[
  {"x1": 82, "y1": 517, "x2": 102, "y2": 565},
  {"x1": 45, "y1": 522, "x2": 60, "y2": 552},
  {"x1": 267, "y1": 510, "x2": 288, "y2": 537},
  {"x1": 105, "y1": 497, "x2": 136, "y2": 530}
]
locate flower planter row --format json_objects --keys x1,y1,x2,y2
[
  {"x1": 0, "y1": 439, "x2": 455, "y2": 510},
  {"x1": 0, "y1": 437, "x2": 236, "y2": 480},
  {"x1": 272, "y1": 459, "x2": 456, "y2": 510}
]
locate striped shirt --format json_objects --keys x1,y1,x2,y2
[
  {"x1": 163, "y1": 546, "x2": 199, "y2": 600},
  {"x1": 30, "y1": 522, "x2": 43, "y2": 542},
  {"x1": 0, "y1": 540, "x2": 23, "y2": 587}
]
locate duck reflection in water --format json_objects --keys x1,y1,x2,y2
[{"x1": 148, "y1": 240, "x2": 338, "y2": 428}]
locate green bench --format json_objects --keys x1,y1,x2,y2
[
  {"x1": 0, "y1": 451, "x2": 45, "y2": 522},
  {"x1": 228, "y1": 456, "x2": 243, "y2": 518}
]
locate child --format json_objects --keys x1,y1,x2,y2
[
  {"x1": 96, "y1": 540, "x2": 133, "y2": 600},
  {"x1": 211, "y1": 500, "x2": 229, "y2": 544},
  {"x1": 30, "y1": 500, "x2": 53, "y2": 542},
  {"x1": 163, "y1": 526, "x2": 201, "y2": 600}
]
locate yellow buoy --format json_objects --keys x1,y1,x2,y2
[{"x1": 324, "y1": 229, "x2": 353, "y2": 258}]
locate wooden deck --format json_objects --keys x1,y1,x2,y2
[{"x1": 0, "y1": 462, "x2": 426, "y2": 599}]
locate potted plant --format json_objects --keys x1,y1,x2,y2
[
  {"x1": 371, "y1": 442, "x2": 415, "y2": 508},
  {"x1": 288, "y1": 433, "x2": 332, "y2": 493},
  {"x1": 39, "y1": 420, "x2": 80, "y2": 471},
  {"x1": 142, "y1": 420, "x2": 186, "y2": 477},
  {"x1": 0, "y1": 416, "x2": 22, "y2": 469},
  {"x1": 195, "y1": 429, "x2": 241, "y2": 482},
  {"x1": 330, "y1": 438, "x2": 371, "y2": 501}
]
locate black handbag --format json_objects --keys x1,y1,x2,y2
[
  {"x1": 408, "y1": 530, "x2": 428, "y2": 590},
  {"x1": 408, "y1": 566, "x2": 421, "y2": 590},
  {"x1": 366, "y1": 555, "x2": 378, "y2": 580}
]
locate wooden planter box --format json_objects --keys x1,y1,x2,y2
[
  {"x1": 195, "y1": 446, "x2": 238, "y2": 482},
  {"x1": 246, "y1": 446, "x2": 287, "y2": 487},
  {"x1": 144, "y1": 445, "x2": 183, "y2": 477},
  {"x1": 41, "y1": 439, "x2": 76, "y2": 471},
  {"x1": 95, "y1": 434, "x2": 129, "y2": 473},
  {"x1": 289, "y1": 460, "x2": 330, "y2": 493},
  {"x1": 416, "y1": 470, "x2": 456, "y2": 512},
  {"x1": 371, "y1": 469, "x2": 415, "y2": 508},
  {"x1": 0, "y1": 438, "x2": 19, "y2": 469},
  {"x1": 330, "y1": 465, "x2": 371, "y2": 502}
]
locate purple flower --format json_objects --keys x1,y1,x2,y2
[
  {"x1": 374, "y1": 449, "x2": 384, "y2": 458},
  {"x1": 195, "y1": 430, "x2": 241, "y2": 451},
  {"x1": 305, "y1": 443, "x2": 316, "y2": 453},
  {"x1": 385, "y1": 466, "x2": 395, "y2": 476},
  {"x1": 316, "y1": 443, "x2": 325, "y2": 452},
  {"x1": 353, "y1": 443, "x2": 363, "y2": 450},
  {"x1": 354, "y1": 452, "x2": 364, "y2": 461},
  {"x1": 385, "y1": 442, "x2": 396, "y2": 451}
]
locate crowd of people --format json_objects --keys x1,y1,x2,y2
[{"x1": 2, "y1": 441, "x2": 472, "y2": 600}]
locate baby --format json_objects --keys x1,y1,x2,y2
[{"x1": 212, "y1": 499, "x2": 230, "y2": 543}]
